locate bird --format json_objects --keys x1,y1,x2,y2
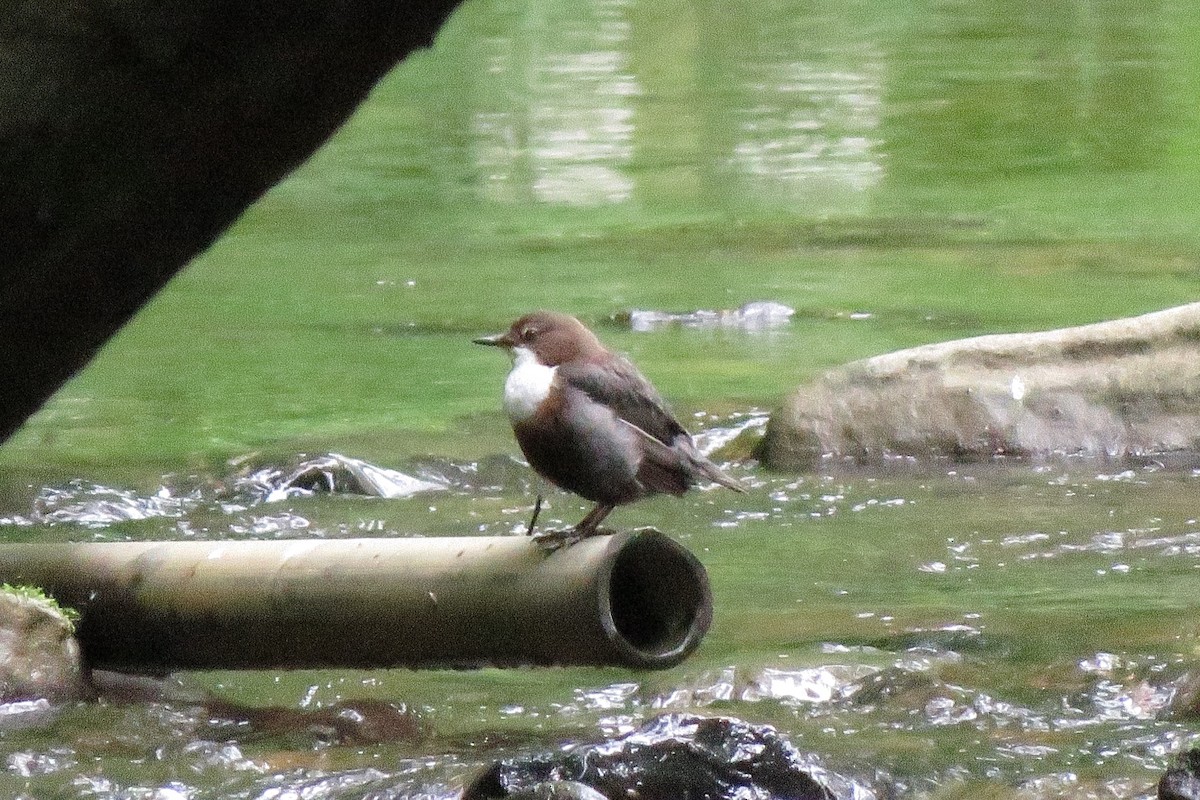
[{"x1": 474, "y1": 311, "x2": 745, "y2": 543}]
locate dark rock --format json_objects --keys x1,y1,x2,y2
[
  {"x1": 465, "y1": 713, "x2": 836, "y2": 800},
  {"x1": 0, "y1": 586, "x2": 87, "y2": 703},
  {"x1": 0, "y1": 0, "x2": 465, "y2": 444},
  {"x1": 83, "y1": 671, "x2": 426, "y2": 747},
  {"x1": 758, "y1": 303, "x2": 1200, "y2": 469},
  {"x1": 1160, "y1": 749, "x2": 1200, "y2": 800},
  {"x1": 507, "y1": 783, "x2": 608, "y2": 800}
]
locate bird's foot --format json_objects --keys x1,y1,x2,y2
[
  {"x1": 531, "y1": 528, "x2": 580, "y2": 551},
  {"x1": 531, "y1": 525, "x2": 615, "y2": 551}
]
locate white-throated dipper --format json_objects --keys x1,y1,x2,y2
[{"x1": 474, "y1": 311, "x2": 745, "y2": 542}]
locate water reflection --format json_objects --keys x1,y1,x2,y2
[
  {"x1": 471, "y1": 0, "x2": 637, "y2": 206},
  {"x1": 455, "y1": 0, "x2": 1166, "y2": 212},
  {"x1": 467, "y1": 0, "x2": 886, "y2": 212},
  {"x1": 884, "y1": 0, "x2": 1167, "y2": 178},
  {"x1": 730, "y1": 59, "x2": 883, "y2": 212},
  {"x1": 728, "y1": 36, "x2": 883, "y2": 213}
]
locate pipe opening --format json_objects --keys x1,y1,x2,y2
[{"x1": 604, "y1": 532, "x2": 712, "y2": 667}]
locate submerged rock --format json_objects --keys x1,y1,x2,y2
[
  {"x1": 202, "y1": 697, "x2": 426, "y2": 746},
  {"x1": 237, "y1": 452, "x2": 447, "y2": 501},
  {"x1": 618, "y1": 301, "x2": 795, "y2": 332},
  {"x1": 0, "y1": 454, "x2": 447, "y2": 529},
  {"x1": 0, "y1": 586, "x2": 87, "y2": 704},
  {"x1": 759, "y1": 303, "x2": 1200, "y2": 469},
  {"x1": 505, "y1": 783, "x2": 608, "y2": 800},
  {"x1": 465, "y1": 713, "x2": 836, "y2": 800}
]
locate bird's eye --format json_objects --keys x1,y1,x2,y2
[{"x1": 521, "y1": 326, "x2": 538, "y2": 340}]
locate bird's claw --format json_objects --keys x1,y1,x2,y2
[
  {"x1": 531, "y1": 528, "x2": 579, "y2": 551},
  {"x1": 531, "y1": 525, "x2": 614, "y2": 551}
]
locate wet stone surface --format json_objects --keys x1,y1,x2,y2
[
  {"x1": 760, "y1": 303, "x2": 1200, "y2": 469},
  {"x1": 0, "y1": 588, "x2": 86, "y2": 704},
  {"x1": 1161, "y1": 750, "x2": 1200, "y2": 800},
  {"x1": 465, "y1": 713, "x2": 839, "y2": 800}
]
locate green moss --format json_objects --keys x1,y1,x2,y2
[{"x1": 0, "y1": 583, "x2": 80, "y2": 632}]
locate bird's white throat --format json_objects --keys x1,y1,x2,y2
[{"x1": 503, "y1": 346, "x2": 556, "y2": 422}]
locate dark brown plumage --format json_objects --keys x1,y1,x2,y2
[{"x1": 474, "y1": 311, "x2": 744, "y2": 540}]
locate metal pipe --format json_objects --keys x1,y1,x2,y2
[{"x1": 0, "y1": 529, "x2": 711, "y2": 672}]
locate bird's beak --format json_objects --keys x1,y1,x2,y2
[{"x1": 472, "y1": 331, "x2": 514, "y2": 348}]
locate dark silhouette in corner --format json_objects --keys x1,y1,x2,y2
[{"x1": 0, "y1": 0, "x2": 465, "y2": 444}]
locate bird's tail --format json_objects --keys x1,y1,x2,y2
[
  {"x1": 623, "y1": 419, "x2": 748, "y2": 494},
  {"x1": 693, "y1": 456, "x2": 747, "y2": 493},
  {"x1": 674, "y1": 433, "x2": 746, "y2": 492}
]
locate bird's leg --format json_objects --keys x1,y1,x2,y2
[
  {"x1": 532, "y1": 502, "x2": 614, "y2": 551},
  {"x1": 572, "y1": 503, "x2": 614, "y2": 539},
  {"x1": 525, "y1": 493, "x2": 544, "y2": 536}
]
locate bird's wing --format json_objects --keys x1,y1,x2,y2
[
  {"x1": 617, "y1": 419, "x2": 690, "y2": 496},
  {"x1": 557, "y1": 357, "x2": 688, "y2": 446},
  {"x1": 560, "y1": 357, "x2": 746, "y2": 496}
]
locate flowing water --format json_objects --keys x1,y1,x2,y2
[{"x1": 4, "y1": 0, "x2": 1200, "y2": 797}]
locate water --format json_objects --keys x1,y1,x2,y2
[
  {"x1": 4, "y1": 0, "x2": 1200, "y2": 796},
  {"x1": 4, "y1": 462, "x2": 1200, "y2": 797}
]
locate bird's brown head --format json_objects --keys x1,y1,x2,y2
[{"x1": 473, "y1": 311, "x2": 606, "y2": 366}]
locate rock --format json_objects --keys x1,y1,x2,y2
[
  {"x1": 758, "y1": 303, "x2": 1200, "y2": 469},
  {"x1": 237, "y1": 453, "x2": 447, "y2": 502},
  {"x1": 465, "y1": 713, "x2": 836, "y2": 800},
  {"x1": 506, "y1": 783, "x2": 608, "y2": 800},
  {"x1": 0, "y1": 586, "x2": 87, "y2": 703},
  {"x1": 0, "y1": 0, "x2": 465, "y2": 445},
  {"x1": 1159, "y1": 749, "x2": 1200, "y2": 800}
]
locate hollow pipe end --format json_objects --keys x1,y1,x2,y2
[{"x1": 595, "y1": 528, "x2": 713, "y2": 670}]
